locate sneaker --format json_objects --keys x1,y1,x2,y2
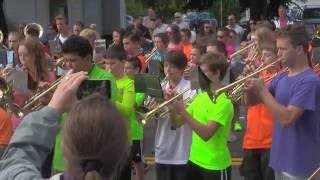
[{"x1": 234, "y1": 121, "x2": 242, "y2": 132}]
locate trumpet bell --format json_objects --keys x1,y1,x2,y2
[{"x1": 24, "y1": 23, "x2": 44, "y2": 38}]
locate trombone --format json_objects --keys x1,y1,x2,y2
[
  {"x1": 230, "y1": 42, "x2": 255, "y2": 59},
  {"x1": 212, "y1": 58, "x2": 282, "y2": 101},
  {"x1": 144, "y1": 47, "x2": 157, "y2": 64}
]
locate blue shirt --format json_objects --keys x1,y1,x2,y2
[{"x1": 268, "y1": 68, "x2": 320, "y2": 177}]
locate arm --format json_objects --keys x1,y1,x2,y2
[
  {"x1": 259, "y1": 87, "x2": 304, "y2": 126},
  {"x1": 175, "y1": 110, "x2": 220, "y2": 141},
  {"x1": 0, "y1": 107, "x2": 60, "y2": 180},
  {"x1": 0, "y1": 71, "x2": 87, "y2": 180}
]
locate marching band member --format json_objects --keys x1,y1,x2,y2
[
  {"x1": 167, "y1": 24, "x2": 182, "y2": 52},
  {"x1": 180, "y1": 28, "x2": 193, "y2": 60},
  {"x1": 124, "y1": 57, "x2": 145, "y2": 180},
  {"x1": 0, "y1": 107, "x2": 13, "y2": 157},
  {"x1": 104, "y1": 46, "x2": 135, "y2": 180},
  {"x1": 53, "y1": 35, "x2": 117, "y2": 173},
  {"x1": 168, "y1": 53, "x2": 234, "y2": 180},
  {"x1": 54, "y1": 14, "x2": 71, "y2": 45},
  {"x1": 240, "y1": 41, "x2": 281, "y2": 180},
  {"x1": 244, "y1": 24, "x2": 320, "y2": 179},
  {"x1": 154, "y1": 51, "x2": 196, "y2": 180},
  {"x1": 123, "y1": 32, "x2": 146, "y2": 72}
]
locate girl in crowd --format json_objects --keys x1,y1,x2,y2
[{"x1": 112, "y1": 28, "x2": 125, "y2": 48}]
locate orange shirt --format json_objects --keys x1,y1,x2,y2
[
  {"x1": 243, "y1": 70, "x2": 275, "y2": 149},
  {"x1": 0, "y1": 108, "x2": 13, "y2": 146},
  {"x1": 182, "y1": 43, "x2": 192, "y2": 60},
  {"x1": 137, "y1": 55, "x2": 147, "y2": 73}
]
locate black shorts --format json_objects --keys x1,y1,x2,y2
[
  {"x1": 131, "y1": 140, "x2": 143, "y2": 163},
  {"x1": 187, "y1": 161, "x2": 231, "y2": 180}
]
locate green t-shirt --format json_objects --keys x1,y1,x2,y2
[
  {"x1": 187, "y1": 92, "x2": 234, "y2": 170},
  {"x1": 115, "y1": 75, "x2": 135, "y2": 141},
  {"x1": 131, "y1": 92, "x2": 144, "y2": 140},
  {"x1": 53, "y1": 65, "x2": 117, "y2": 171}
]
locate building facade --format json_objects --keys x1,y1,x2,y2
[{"x1": 3, "y1": 0, "x2": 126, "y2": 35}]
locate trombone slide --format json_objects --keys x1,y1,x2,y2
[{"x1": 213, "y1": 59, "x2": 282, "y2": 100}]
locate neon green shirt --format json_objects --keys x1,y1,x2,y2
[
  {"x1": 187, "y1": 92, "x2": 234, "y2": 170},
  {"x1": 53, "y1": 65, "x2": 117, "y2": 171},
  {"x1": 115, "y1": 75, "x2": 135, "y2": 141},
  {"x1": 131, "y1": 93, "x2": 144, "y2": 140}
]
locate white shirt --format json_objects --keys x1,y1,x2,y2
[
  {"x1": 154, "y1": 78, "x2": 196, "y2": 164},
  {"x1": 58, "y1": 34, "x2": 68, "y2": 44}
]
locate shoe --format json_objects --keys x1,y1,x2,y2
[{"x1": 234, "y1": 121, "x2": 242, "y2": 132}]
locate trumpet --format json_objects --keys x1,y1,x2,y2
[
  {"x1": 139, "y1": 87, "x2": 191, "y2": 125},
  {"x1": 24, "y1": 23, "x2": 44, "y2": 38},
  {"x1": 22, "y1": 76, "x2": 63, "y2": 110},
  {"x1": 212, "y1": 58, "x2": 282, "y2": 101}
]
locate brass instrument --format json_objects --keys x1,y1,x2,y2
[
  {"x1": 145, "y1": 47, "x2": 157, "y2": 64},
  {"x1": 22, "y1": 76, "x2": 63, "y2": 111},
  {"x1": 230, "y1": 42, "x2": 255, "y2": 59},
  {"x1": 24, "y1": 23, "x2": 44, "y2": 38},
  {"x1": 212, "y1": 58, "x2": 282, "y2": 101},
  {"x1": 0, "y1": 30, "x2": 3, "y2": 45},
  {"x1": 0, "y1": 30, "x2": 8, "y2": 49},
  {"x1": 313, "y1": 30, "x2": 320, "y2": 40},
  {"x1": 139, "y1": 87, "x2": 191, "y2": 125}
]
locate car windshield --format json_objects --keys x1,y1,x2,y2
[{"x1": 303, "y1": 8, "x2": 320, "y2": 19}]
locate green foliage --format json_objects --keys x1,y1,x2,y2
[
  {"x1": 125, "y1": 0, "x2": 241, "y2": 25},
  {"x1": 126, "y1": 0, "x2": 187, "y2": 20}
]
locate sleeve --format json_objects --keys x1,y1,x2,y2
[
  {"x1": 208, "y1": 98, "x2": 234, "y2": 127},
  {"x1": 0, "y1": 106, "x2": 60, "y2": 180},
  {"x1": 116, "y1": 80, "x2": 135, "y2": 119},
  {"x1": 135, "y1": 93, "x2": 145, "y2": 106},
  {"x1": 288, "y1": 80, "x2": 317, "y2": 111}
]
